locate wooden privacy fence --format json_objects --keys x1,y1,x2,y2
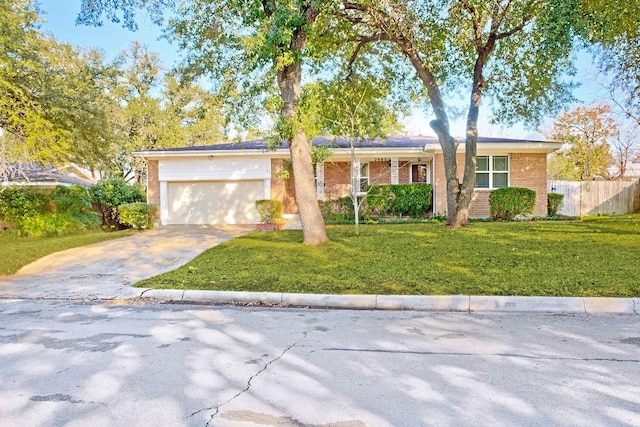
[{"x1": 547, "y1": 179, "x2": 640, "y2": 217}]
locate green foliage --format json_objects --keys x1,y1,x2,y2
[
  {"x1": 0, "y1": 186, "x2": 99, "y2": 237},
  {"x1": 549, "y1": 103, "x2": 617, "y2": 180},
  {"x1": 90, "y1": 178, "x2": 146, "y2": 229},
  {"x1": 367, "y1": 184, "x2": 433, "y2": 218},
  {"x1": 255, "y1": 199, "x2": 284, "y2": 224},
  {"x1": 0, "y1": 187, "x2": 50, "y2": 223},
  {"x1": 576, "y1": 0, "x2": 640, "y2": 118},
  {"x1": 118, "y1": 202, "x2": 157, "y2": 229},
  {"x1": 320, "y1": 197, "x2": 358, "y2": 223},
  {"x1": 298, "y1": 75, "x2": 404, "y2": 141},
  {"x1": 320, "y1": 185, "x2": 433, "y2": 223},
  {"x1": 1, "y1": 1, "x2": 117, "y2": 170},
  {"x1": 103, "y1": 44, "x2": 226, "y2": 181},
  {"x1": 50, "y1": 185, "x2": 93, "y2": 216},
  {"x1": 489, "y1": 187, "x2": 537, "y2": 220},
  {"x1": 16, "y1": 212, "x2": 100, "y2": 238},
  {"x1": 547, "y1": 193, "x2": 564, "y2": 217}
]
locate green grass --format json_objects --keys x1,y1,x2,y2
[
  {"x1": 0, "y1": 230, "x2": 134, "y2": 276},
  {"x1": 136, "y1": 214, "x2": 640, "y2": 297}
]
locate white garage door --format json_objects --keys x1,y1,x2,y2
[{"x1": 167, "y1": 181, "x2": 264, "y2": 224}]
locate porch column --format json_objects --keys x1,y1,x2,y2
[
  {"x1": 391, "y1": 157, "x2": 399, "y2": 184},
  {"x1": 316, "y1": 162, "x2": 324, "y2": 200}
]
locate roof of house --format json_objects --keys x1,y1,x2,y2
[
  {"x1": 625, "y1": 162, "x2": 640, "y2": 178},
  {"x1": 137, "y1": 135, "x2": 555, "y2": 155},
  {"x1": 1, "y1": 163, "x2": 94, "y2": 187}
]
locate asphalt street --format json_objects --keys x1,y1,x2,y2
[{"x1": 1, "y1": 299, "x2": 639, "y2": 427}]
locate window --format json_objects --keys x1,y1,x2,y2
[
  {"x1": 475, "y1": 155, "x2": 509, "y2": 189},
  {"x1": 411, "y1": 164, "x2": 429, "y2": 183},
  {"x1": 359, "y1": 162, "x2": 369, "y2": 192}
]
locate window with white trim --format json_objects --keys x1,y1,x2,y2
[
  {"x1": 410, "y1": 164, "x2": 429, "y2": 183},
  {"x1": 475, "y1": 155, "x2": 509, "y2": 188},
  {"x1": 359, "y1": 162, "x2": 369, "y2": 192}
]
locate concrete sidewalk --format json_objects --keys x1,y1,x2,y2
[{"x1": 1, "y1": 224, "x2": 638, "y2": 314}]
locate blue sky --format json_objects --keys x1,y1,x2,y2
[
  {"x1": 37, "y1": 0, "x2": 603, "y2": 140},
  {"x1": 38, "y1": 0, "x2": 180, "y2": 65}
]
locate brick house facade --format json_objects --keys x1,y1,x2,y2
[{"x1": 139, "y1": 136, "x2": 559, "y2": 224}]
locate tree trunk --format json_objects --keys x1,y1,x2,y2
[
  {"x1": 398, "y1": 41, "x2": 468, "y2": 227},
  {"x1": 277, "y1": 63, "x2": 327, "y2": 246}
]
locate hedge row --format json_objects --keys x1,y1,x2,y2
[
  {"x1": 0, "y1": 179, "x2": 155, "y2": 236},
  {"x1": 321, "y1": 184, "x2": 433, "y2": 222}
]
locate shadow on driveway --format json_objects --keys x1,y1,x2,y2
[{"x1": 0, "y1": 225, "x2": 253, "y2": 300}]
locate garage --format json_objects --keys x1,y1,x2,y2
[{"x1": 166, "y1": 180, "x2": 264, "y2": 225}]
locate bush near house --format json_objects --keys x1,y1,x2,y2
[
  {"x1": 320, "y1": 197, "x2": 360, "y2": 223},
  {"x1": 321, "y1": 184, "x2": 433, "y2": 223},
  {"x1": 0, "y1": 187, "x2": 50, "y2": 224},
  {"x1": 489, "y1": 187, "x2": 536, "y2": 220},
  {"x1": 90, "y1": 178, "x2": 146, "y2": 229},
  {"x1": 255, "y1": 199, "x2": 285, "y2": 224},
  {"x1": 0, "y1": 186, "x2": 99, "y2": 237},
  {"x1": 367, "y1": 184, "x2": 433, "y2": 218},
  {"x1": 118, "y1": 202, "x2": 157, "y2": 229},
  {"x1": 547, "y1": 192, "x2": 564, "y2": 216}
]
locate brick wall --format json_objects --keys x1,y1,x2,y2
[
  {"x1": 323, "y1": 162, "x2": 351, "y2": 199},
  {"x1": 369, "y1": 161, "x2": 390, "y2": 185},
  {"x1": 323, "y1": 161, "x2": 402, "y2": 198},
  {"x1": 270, "y1": 159, "x2": 298, "y2": 214},
  {"x1": 510, "y1": 153, "x2": 548, "y2": 216},
  {"x1": 398, "y1": 161, "x2": 411, "y2": 184},
  {"x1": 433, "y1": 152, "x2": 548, "y2": 217},
  {"x1": 146, "y1": 160, "x2": 160, "y2": 218}
]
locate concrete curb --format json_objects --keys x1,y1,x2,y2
[{"x1": 137, "y1": 289, "x2": 640, "y2": 314}]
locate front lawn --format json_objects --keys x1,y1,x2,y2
[
  {"x1": 0, "y1": 230, "x2": 134, "y2": 276},
  {"x1": 136, "y1": 215, "x2": 640, "y2": 297}
]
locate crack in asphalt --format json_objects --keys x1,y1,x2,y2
[
  {"x1": 187, "y1": 332, "x2": 308, "y2": 426},
  {"x1": 323, "y1": 348, "x2": 640, "y2": 363}
]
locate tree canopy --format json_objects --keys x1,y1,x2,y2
[
  {"x1": 327, "y1": 0, "x2": 577, "y2": 226},
  {"x1": 1, "y1": 0, "x2": 114, "y2": 175},
  {"x1": 1, "y1": 1, "x2": 224, "y2": 184},
  {"x1": 548, "y1": 104, "x2": 616, "y2": 181}
]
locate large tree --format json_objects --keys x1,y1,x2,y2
[
  {"x1": 1, "y1": 0, "x2": 115, "y2": 178},
  {"x1": 331, "y1": 0, "x2": 576, "y2": 227},
  {"x1": 78, "y1": 0, "x2": 330, "y2": 245},
  {"x1": 577, "y1": 0, "x2": 640, "y2": 122},
  {"x1": 547, "y1": 103, "x2": 639, "y2": 181},
  {"x1": 101, "y1": 42, "x2": 225, "y2": 182}
]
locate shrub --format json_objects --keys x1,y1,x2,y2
[
  {"x1": 255, "y1": 199, "x2": 285, "y2": 224},
  {"x1": 367, "y1": 184, "x2": 432, "y2": 218},
  {"x1": 0, "y1": 186, "x2": 99, "y2": 236},
  {"x1": 547, "y1": 192, "x2": 564, "y2": 216},
  {"x1": 320, "y1": 197, "x2": 358, "y2": 223},
  {"x1": 118, "y1": 202, "x2": 157, "y2": 230},
  {"x1": 0, "y1": 187, "x2": 50, "y2": 224},
  {"x1": 50, "y1": 185, "x2": 94, "y2": 217},
  {"x1": 16, "y1": 212, "x2": 99, "y2": 237},
  {"x1": 489, "y1": 187, "x2": 536, "y2": 220},
  {"x1": 91, "y1": 179, "x2": 146, "y2": 229}
]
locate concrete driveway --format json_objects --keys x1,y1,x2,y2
[{"x1": 0, "y1": 225, "x2": 253, "y2": 301}]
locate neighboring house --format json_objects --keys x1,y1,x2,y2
[
  {"x1": 136, "y1": 135, "x2": 561, "y2": 225},
  {"x1": 623, "y1": 162, "x2": 640, "y2": 180},
  {"x1": 1, "y1": 163, "x2": 94, "y2": 189}
]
